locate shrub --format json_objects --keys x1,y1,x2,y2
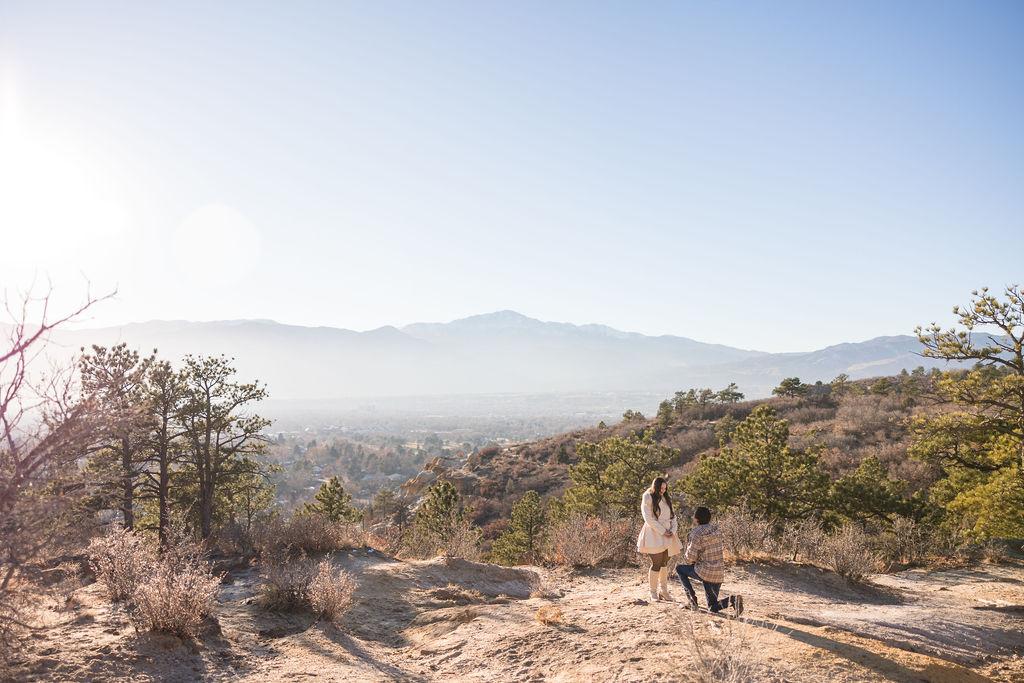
[
  {"x1": 490, "y1": 491, "x2": 547, "y2": 565},
  {"x1": 257, "y1": 554, "x2": 357, "y2": 623},
  {"x1": 131, "y1": 542, "x2": 221, "y2": 638},
  {"x1": 365, "y1": 524, "x2": 405, "y2": 558},
  {"x1": 306, "y1": 560, "x2": 357, "y2": 623},
  {"x1": 877, "y1": 516, "x2": 928, "y2": 566},
  {"x1": 440, "y1": 519, "x2": 483, "y2": 561},
  {"x1": 255, "y1": 513, "x2": 362, "y2": 557},
  {"x1": 980, "y1": 539, "x2": 1011, "y2": 564},
  {"x1": 87, "y1": 528, "x2": 158, "y2": 602},
  {"x1": 818, "y1": 524, "x2": 878, "y2": 582},
  {"x1": 778, "y1": 518, "x2": 825, "y2": 563},
  {"x1": 543, "y1": 513, "x2": 629, "y2": 567},
  {"x1": 257, "y1": 551, "x2": 314, "y2": 612},
  {"x1": 717, "y1": 507, "x2": 774, "y2": 561}
]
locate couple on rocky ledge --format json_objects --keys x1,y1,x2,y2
[{"x1": 636, "y1": 477, "x2": 744, "y2": 617}]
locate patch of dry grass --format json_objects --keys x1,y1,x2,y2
[{"x1": 534, "y1": 605, "x2": 564, "y2": 626}]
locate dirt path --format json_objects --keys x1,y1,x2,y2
[{"x1": 12, "y1": 554, "x2": 1024, "y2": 682}]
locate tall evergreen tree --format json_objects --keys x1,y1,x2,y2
[
  {"x1": 563, "y1": 431, "x2": 677, "y2": 516},
  {"x1": 684, "y1": 405, "x2": 829, "y2": 523},
  {"x1": 177, "y1": 355, "x2": 270, "y2": 539},
  {"x1": 138, "y1": 359, "x2": 187, "y2": 545},
  {"x1": 79, "y1": 343, "x2": 155, "y2": 529}
]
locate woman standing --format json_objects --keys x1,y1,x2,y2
[{"x1": 636, "y1": 476, "x2": 682, "y2": 602}]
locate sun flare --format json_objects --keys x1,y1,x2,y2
[{"x1": 0, "y1": 92, "x2": 130, "y2": 269}]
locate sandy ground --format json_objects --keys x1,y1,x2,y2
[{"x1": 9, "y1": 553, "x2": 1023, "y2": 682}]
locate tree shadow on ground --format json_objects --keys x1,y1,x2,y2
[
  {"x1": 742, "y1": 616, "x2": 991, "y2": 683},
  {"x1": 741, "y1": 563, "x2": 903, "y2": 605},
  {"x1": 319, "y1": 624, "x2": 427, "y2": 682}
]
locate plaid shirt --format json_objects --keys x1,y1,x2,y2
[{"x1": 684, "y1": 523, "x2": 725, "y2": 584}]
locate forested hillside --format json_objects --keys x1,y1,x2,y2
[{"x1": 418, "y1": 371, "x2": 937, "y2": 534}]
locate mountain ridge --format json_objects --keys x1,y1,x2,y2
[{"x1": 20, "y1": 310, "x2": 960, "y2": 400}]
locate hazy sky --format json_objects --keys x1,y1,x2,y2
[{"x1": 1, "y1": 2, "x2": 1021, "y2": 352}]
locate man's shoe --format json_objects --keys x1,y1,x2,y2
[
  {"x1": 733, "y1": 595, "x2": 744, "y2": 618},
  {"x1": 686, "y1": 594, "x2": 698, "y2": 610}
]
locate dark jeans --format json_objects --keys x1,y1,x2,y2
[{"x1": 675, "y1": 564, "x2": 734, "y2": 612}]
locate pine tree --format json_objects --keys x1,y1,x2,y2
[
  {"x1": 772, "y1": 377, "x2": 808, "y2": 398},
  {"x1": 414, "y1": 480, "x2": 464, "y2": 543},
  {"x1": 490, "y1": 491, "x2": 547, "y2": 565},
  {"x1": 305, "y1": 476, "x2": 361, "y2": 523},
  {"x1": 563, "y1": 431, "x2": 678, "y2": 516},
  {"x1": 831, "y1": 456, "x2": 911, "y2": 524},
  {"x1": 684, "y1": 405, "x2": 829, "y2": 523}
]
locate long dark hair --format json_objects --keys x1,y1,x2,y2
[{"x1": 649, "y1": 477, "x2": 674, "y2": 519}]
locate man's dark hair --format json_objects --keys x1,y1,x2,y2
[{"x1": 694, "y1": 506, "x2": 712, "y2": 525}]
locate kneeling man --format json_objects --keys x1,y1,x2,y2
[{"x1": 676, "y1": 506, "x2": 744, "y2": 617}]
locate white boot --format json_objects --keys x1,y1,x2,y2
[
  {"x1": 648, "y1": 570, "x2": 659, "y2": 603},
  {"x1": 658, "y1": 567, "x2": 673, "y2": 601}
]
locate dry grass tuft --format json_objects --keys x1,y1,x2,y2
[
  {"x1": 534, "y1": 605, "x2": 564, "y2": 625},
  {"x1": 680, "y1": 610, "x2": 768, "y2": 682},
  {"x1": 529, "y1": 582, "x2": 562, "y2": 600},
  {"x1": 431, "y1": 584, "x2": 486, "y2": 604}
]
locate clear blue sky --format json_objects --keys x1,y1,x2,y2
[{"x1": 1, "y1": 1, "x2": 1021, "y2": 351}]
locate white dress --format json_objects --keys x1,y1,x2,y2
[{"x1": 636, "y1": 491, "x2": 683, "y2": 556}]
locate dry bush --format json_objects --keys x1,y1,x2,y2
[
  {"x1": 130, "y1": 542, "x2": 221, "y2": 638},
  {"x1": 543, "y1": 514, "x2": 630, "y2": 568},
  {"x1": 778, "y1": 518, "x2": 825, "y2": 563},
  {"x1": 87, "y1": 528, "x2": 158, "y2": 602},
  {"x1": 1, "y1": 286, "x2": 112, "y2": 665},
  {"x1": 667, "y1": 428, "x2": 717, "y2": 459},
  {"x1": 0, "y1": 589, "x2": 31, "y2": 671},
  {"x1": 365, "y1": 524, "x2": 405, "y2": 557},
  {"x1": 254, "y1": 513, "x2": 362, "y2": 557},
  {"x1": 834, "y1": 396, "x2": 900, "y2": 439},
  {"x1": 680, "y1": 611, "x2": 766, "y2": 682},
  {"x1": 440, "y1": 519, "x2": 483, "y2": 561},
  {"x1": 534, "y1": 605, "x2": 564, "y2": 625},
  {"x1": 398, "y1": 524, "x2": 439, "y2": 560},
  {"x1": 717, "y1": 507, "x2": 774, "y2": 561},
  {"x1": 819, "y1": 524, "x2": 878, "y2": 582},
  {"x1": 307, "y1": 560, "x2": 357, "y2": 623},
  {"x1": 398, "y1": 518, "x2": 482, "y2": 561},
  {"x1": 784, "y1": 405, "x2": 836, "y2": 426},
  {"x1": 980, "y1": 540, "x2": 1011, "y2": 564},
  {"x1": 258, "y1": 554, "x2": 357, "y2": 623},
  {"x1": 257, "y1": 551, "x2": 314, "y2": 612},
  {"x1": 877, "y1": 516, "x2": 928, "y2": 566}
]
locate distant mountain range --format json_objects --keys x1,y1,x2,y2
[{"x1": 30, "y1": 310, "x2": 958, "y2": 400}]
